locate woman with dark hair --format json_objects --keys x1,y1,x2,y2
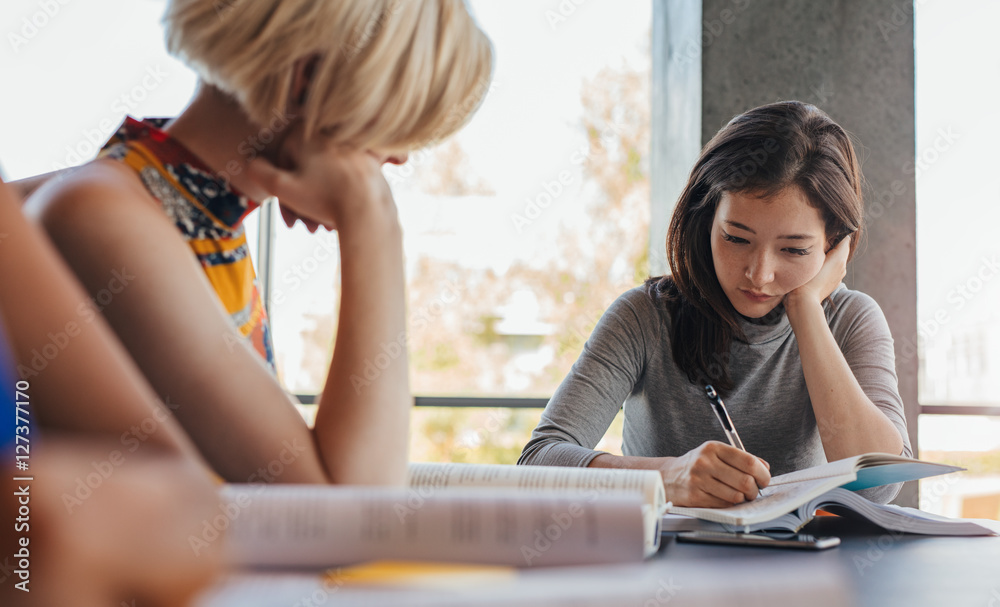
[{"x1": 519, "y1": 101, "x2": 910, "y2": 508}]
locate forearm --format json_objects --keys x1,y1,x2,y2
[
  {"x1": 589, "y1": 452, "x2": 666, "y2": 471},
  {"x1": 0, "y1": 179, "x2": 194, "y2": 457},
  {"x1": 787, "y1": 298, "x2": 904, "y2": 460},
  {"x1": 313, "y1": 209, "x2": 410, "y2": 485}
]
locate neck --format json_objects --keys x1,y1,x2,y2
[
  {"x1": 165, "y1": 83, "x2": 290, "y2": 202},
  {"x1": 740, "y1": 303, "x2": 786, "y2": 326}
]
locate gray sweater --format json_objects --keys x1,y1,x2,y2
[{"x1": 518, "y1": 284, "x2": 911, "y2": 504}]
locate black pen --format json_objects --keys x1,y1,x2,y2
[{"x1": 704, "y1": 385, "x2": 761, "y2": 497}]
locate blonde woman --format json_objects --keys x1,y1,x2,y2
[{"x1": 24, "y1": 0, "x2": 494, "y2": 486}]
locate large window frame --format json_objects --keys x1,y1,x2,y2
[{"x1": 253, "y1": 1, "x2": 1000, "y2": 426}]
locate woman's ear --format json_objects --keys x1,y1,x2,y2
[{"x1": 288, "y1": 55, "x2": 321, "y2": 114}]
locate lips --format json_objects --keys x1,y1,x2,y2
[{"x1": 740, "y1": 289, "x2": 775, "y2": 303}]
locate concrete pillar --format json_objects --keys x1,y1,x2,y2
[
  {"x1": 652, "y1": 0, "x2": 918, "y2": 505},
  {"x1": 649, "y1": 0, "x2": 702, "y2": 276}
]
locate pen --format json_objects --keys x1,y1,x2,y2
[{"x1": 704, "y1": 384, "x2": 761, "y2": 497}]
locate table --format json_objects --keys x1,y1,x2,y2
[
  {"x1": 657, "y1": 517, "x2": 1000, "y2": 607},
  {"x1": 196, "y1": 517, "x2": 1000, "y2": 606}
]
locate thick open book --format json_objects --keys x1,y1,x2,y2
[
  {"x1": 667, "y1": 453, "x2": 996, "y2": 535},
  {"x1": 408, "y1": 462, "x2": 666, "y2": 512},
  {"x1": 409, "y1": 461, "x2": 666, "y2": 555},
  {"x1": 219, "y1": 464, "x2": 665, "y2": 570}
]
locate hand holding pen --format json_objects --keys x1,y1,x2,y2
[
  {"x1": 656, "y1": 390, "x2": 770, "y2": 508},
  {"x1": 704, "y1": 385, "x2": 766, "y2": 498}
]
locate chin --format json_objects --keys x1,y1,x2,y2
[
  {"x1": 728, "y1": 291, "x2": 783, "y2": 319},
  {"x1": 738, "y1": 304, "x2": 782, "y2": 319}
]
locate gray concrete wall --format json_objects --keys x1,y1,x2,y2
[{"x1": 699, "y1": 0, "x2": 918, "y2": 505}]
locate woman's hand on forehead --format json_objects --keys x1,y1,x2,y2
[{"x1": 247, "y1": 123, "x2": 397, "y2": 232}]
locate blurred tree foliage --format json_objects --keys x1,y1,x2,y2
[
  {"x1": 417, "y1": 139, "x2": 497, "y2": 197},
  {"x1": 298, "y1": 62, "x2": 650, "y2": 464}
]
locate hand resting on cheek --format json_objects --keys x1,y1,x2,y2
[
  {"x1": 248, "y1": 121, "x2": 397, "y2": 233},
  {"x1": 784, "y1": 234, "x2": 852, "y2": 311}
]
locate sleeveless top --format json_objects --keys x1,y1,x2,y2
[{"x1": 99, "y1": 117, "x2": 275, "y2": 372}]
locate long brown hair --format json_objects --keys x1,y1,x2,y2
[{"x1": 647, "y1": 101, "x2": 863, "y2": 392}]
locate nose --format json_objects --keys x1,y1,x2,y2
[{"x1": 745, "y1": 249, "x2": 775, "y2": 288}]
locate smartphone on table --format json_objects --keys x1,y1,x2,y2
[{"x1": 675, "y1": 530, "x2": 841, "y2": 550}]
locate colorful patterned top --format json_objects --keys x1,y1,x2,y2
[{"x1": 99, "y1": 117, "x2": 275, "y2": 372}]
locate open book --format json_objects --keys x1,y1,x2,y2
[
  {"x1": 220, "y1": 463, "x2": 665, "y2": 570},
  {"x1": 409, "y1": 461, "x2": 666, "y2": 555},
  {"x1": 408, "y1": 462, "x2": 666, "y2": 512},
  {"x1": 667, "y1": 453, "x2": 996, "y2": 536}
]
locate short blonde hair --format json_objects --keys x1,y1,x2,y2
[{"x1": 164, "y1": 0, "x2": 493, "y2": 150}]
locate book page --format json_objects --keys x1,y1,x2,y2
[
  {"x1": 219, "y1": 485, "x2": 648, "y2": 569},
  {"x1": 767, "y1": 455, "x2": 864, "y2": 486},
  {"x1": 769, "y1": 453, "x2": 961, "y2": 489},
  {"x1": 408, "y1": 463, "x2": 666, "y2": 514},
  {"x1": 812, "y1": 488, "x2": 997, "y2": 536},
  {"x1": 668, "y1": 476, "x2": 848, "y2": 526}
]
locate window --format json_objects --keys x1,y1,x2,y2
[
  {"x1": 0, "y1": 0, "x2": 650, "y2": 466},
  {"x1": 0, "y1": 2, "x2": 196, "y2": 180},
  {"x1": 13, "y1": 3, "x2": 988, "y2": 521},
  {"x1": 914, "y1": 0, "x2": 1000, "y2": 520},
  {"x1": 266, "y1": 1, "x2": 652, "y2": 462}
]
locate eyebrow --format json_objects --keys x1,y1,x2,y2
[{"x1": 724, "y1": 220, "x2": 817, "y2": 241}]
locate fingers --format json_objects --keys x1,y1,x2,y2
[
  {"x1": 716, "y1": 444, "x2": 771, "y2": 492},
  {"x1": 279, "y1": 204, "x2": 297, "y2": 228},
  {"x1": 697, "y1": 474, "x2": 756, "y2": 506},
  {"x1": 710, "y1": 461, "x2": 761, "y2": 503},
  {"x1": 688, "y1": 482, "x2": 746, "y2": 508},
  {"x1": 246, "y1": 156, "x2": 302, "y2": 203},
  {"x1": 828, "y1": 235, "x2": 850, "y2": 281},
  {"x1": 662, "y1": 443, "x2": 776, "y2": 507},
  {"x1": 277, "y1": 202, "x2": 330, "y2": 233},
  {"x1": 250, "y1": 136, "x2": 392, "y2": 233},
  {"x1": 833, "y1": 234, "x2": 851, "y2": 271},
  {"x1": 688, "y1": 442, "x2": 768, "y2": 504},
  {"x1": 825, "y1": 233, "x2": 851, "y2": 255}
]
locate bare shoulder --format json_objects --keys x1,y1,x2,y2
[
  {"x1": 22, "y1": 160, "x2": 190, "y2": 270},
  {"x1": 24, "y1": 159, "x2": 163, "y2": 232}
]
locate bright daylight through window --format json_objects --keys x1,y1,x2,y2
[
  {"x1": 265, "y1": 1, "x2": 652, "y2": 464},
  {"x1": 1, "y1": 0, "x2": 994, "y2": 518},
  {"x1": 913, "y1": 0, "x2": 1000, "y2": 520}
]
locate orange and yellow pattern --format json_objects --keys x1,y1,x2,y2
[{"x1": 100, "y1": 117, "x2": 275, "y2": 372}]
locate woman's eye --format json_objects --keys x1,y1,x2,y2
[
  {"x1": 721, "y1": 232, "x2": 747, "y2": 244},
  {"x1": 784, "y1": 248, "x2": 811, "y2": 256}
]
